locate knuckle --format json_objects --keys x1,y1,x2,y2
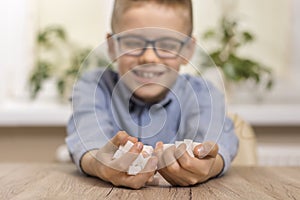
[
  {"x1": 111, "y1": 179, "x2": 122, "y2": 187},
  {"x1": 101, "y1": 167, "x2": 109, "y2": 178},
  {"x1": 181, "y1": 159, "x2": 192, "y2": 169},
  {"x1": 179, "y1": 182, "x2": 189, "y2": 187},
  {"x1": 102, "y1": 172, "x2": 110, "y2": 181},
  {"x1": 202, "y1": 168, "x2": 210, "y2": 177},
  {"x1": 188, "y1": 178, "x2": 198, "y2": 185},
  {"x1": 167, "y1": 164, "x2": 180, "y2": 174},
  {"x1": 214, "y1": 144, "x2": 219, "y2": 152},
  {"x1": 129, "y1": 182, "x2": 143, "y2": 190},
  {"x1": 102, "y1": 167, "x2": 115, "y2": 180},
  {"x1": 115, "y1": 162, "x2": 127, "y2": 172},
  {"x1": 116, "y1": 131, "x2": 127, "y2": 139}
]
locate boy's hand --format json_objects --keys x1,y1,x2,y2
[
  {"x1": 81, "y1": 131, "x2": 158, "y2": 189},
  {"x1": 155, "y1": 141, "x2": 223, "y2": 186}
]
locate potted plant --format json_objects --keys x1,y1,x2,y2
[
  {"x1": 29, "y1": 25, "x2": 111, "y2": 102},
  {"x1": 201, "y1": 15, "x2": 273, "y2": 102}
]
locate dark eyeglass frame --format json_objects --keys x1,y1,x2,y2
[{"x1": 114, "y1": 34, "x2": 191, "y2": 59}]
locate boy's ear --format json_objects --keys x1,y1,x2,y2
[
  {"x1": 107, "y1": 33, "x2": 117, "y2": 61},
  {"x1": 181, "y1": 36, "x2": 196, "y2": 65}
]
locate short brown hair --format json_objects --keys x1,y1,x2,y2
[{"x1": 111, "y1": 0, "x2": 193, "y2": 35}]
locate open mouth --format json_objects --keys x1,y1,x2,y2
[{"x1": 132, "y1": 69, "x2": 166, "y2": 79}]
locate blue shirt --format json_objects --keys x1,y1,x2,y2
[{"x1": 66, "y1": 68, "x2": 238, "y2": 176}]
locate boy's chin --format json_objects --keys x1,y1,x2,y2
[{"x1": 133, "y1": 85, "x2": 169, "y2": 103}]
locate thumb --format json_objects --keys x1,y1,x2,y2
[
  {"x1": 194, "y1": 141, "x2": 219, "y2": 159},
  {"x1": 102, "y1": 131, "x2": 137, "y2": 154}
]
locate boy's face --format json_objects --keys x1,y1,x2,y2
[{"x1": 109, "y1": 3, "x2": 194, "y2": 103}]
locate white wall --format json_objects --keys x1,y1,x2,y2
[
  {"x1": 292, "y1": 0, "x2": 300, "y2": 75},
  {"x1": 0, "y1": 0, "x2": 297, "y2": 102},
  {"x1": 38, "y1": 0, "x2": 292, "y2": 77},
  {"x1": 0, "y1": 0, "x2": 37, "y2": 101},
  {"x1": 0, "y1": 0, "x2": 114, "y2": 101},
  {"x1": 38, "y1": 0, "x2": 114, "y2": 48},
  {"x1": 196, "y1": 0, "x2": 291, "y2": 76}
]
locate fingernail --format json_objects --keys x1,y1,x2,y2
[
  {"x1": 148, "y1": 176, "x2": 154, "y2": 182},
  {"x1": 155, "y1": 141, "x2": 162, "y2": 148},
  {"x1": 136, "y1": 142, "x2": 143, "y2": 150},
  {"x1": 198, "y1": 146, "x2": 205, "y2": 157}
]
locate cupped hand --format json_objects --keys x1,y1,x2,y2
[
  {"x1": 81, "y1": 131, "x2": 158, "y2": 189},
  {"x1": 154, "y1": 141, "x2": 223, "y2": 186}
]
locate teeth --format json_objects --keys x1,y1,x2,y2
[
  {"x1": 144, "y1": 72, "x2": 154, "y2": 78},
  {"x1": 134, "y1": 70, "x2": 162, "y2": 79}
]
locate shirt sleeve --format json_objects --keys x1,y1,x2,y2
[
  {"x1": 187, "y1": 76, "x2": 239, "y2": 177},
  {"x1": 65, "y1": 69, "x2": 114, "y2": 174},
  {"x1": 205, "y1": 82, "x2": 239, "y2": 177},
  {"x1": 216, "y1": 117, "x2": 238, "y2": 176}
]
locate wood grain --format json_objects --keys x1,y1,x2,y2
[{"x1": 0, "y1": 163, "x2": 299, "y2": 200}]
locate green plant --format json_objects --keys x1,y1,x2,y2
[
  {"x1": 202, "y1": 15, "x2": 273, "y2": 90},
  {"x1": 29, "y1": 25, "x2": 111, "y2": 100}
]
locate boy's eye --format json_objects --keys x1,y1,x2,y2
[
  {"x1": 156, "y1": 39, "x2": 182, "y2": 51},
  {"x1": 121, "y1": 38, "x2": 145, "y2": 49},
  {"x1": 157, "y1": 42, "x2": 179, "y2": 51}
]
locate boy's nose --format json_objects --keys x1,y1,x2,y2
[{"x1": 139, "y1": 48, "x2": 160, "y2": 63}]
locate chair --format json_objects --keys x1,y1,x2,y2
[{"x1": 229, "y1": 113, "x2": 258, "y2": 166}]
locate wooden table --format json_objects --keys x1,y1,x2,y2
[{"x1": 0, "y1": 163, "x2": 299, "y2": 199}]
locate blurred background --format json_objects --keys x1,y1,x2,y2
[{"x1": 0, "y1": 0, "x2": 299, "y2": 166}]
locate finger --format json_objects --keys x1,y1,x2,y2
[
  {"x1": 123, "y1": 157, "x2": 158, "y2": 189},
  {"x1": 94, "y1": 150, "x2": 113, "y2": 165},
  {"x1": 175, "y1": 143, "x2": 216, "y2": 181},
  {"x1": 155, "y1": 144, "x2": 195, "y2": 186},
  {"x1": 154, "y1": 141, "x2": 164, "y2": 154},
  {"x1": 155, "y1": 142, "x2": 187, "y2": 185},
  {"x1": 154, "y1": 142, "x2": 164, "y2": 169},
  {"x1": 128, "y1": 136, "x2": 138, "y2": 144},
  {"x1": 176, "y1": 146, "x2": 212, "y2": 174},
  {"x1": 140, "y1": 156, "x2": 158, "y2": 174},
  {"x1": 174, "y1": 143, "x2": 188, "y2": 159},
  {"x1": 175, "y1": 143, "x2": 200, "y2": 166},
  {"x1": 111, "y1": 142, "x2": 143, "y2": 172},
  {"x1": 162, "y1": 144, "x2": 192, "y2": 185},
  {"x1": 147, "y1": 175, "x2": 154, "y2": 183},
  {"x1": 177, "y1": 149, "x2": 216, "y2": 178},
  {"x1": 162, "y1": 146, "x2": 192, "y2": 186},
  {"x1": 101, "y1": 131, "x2": 130, "y2": 154},
  {"x1": 162, "y1": 144, "x2": 177, "y2": 168},
  {"x1": 146, "y1": 176, "x2": 160, "y2": 186},
  {"x1": 160, "y1": 163, "x2": 193, "y2": 186},
  {"x1": 110, "y1": 131, "x2": 130, "y2": 146},
  {"x1": 194, "y1": 142, "x2": 219, "y2": 159},
  {"x1": 183, "y1": 158, "x2": 215, "y2": 181},
  {"x1": 158, "y1": 169, "x2": 177, "y2": 186},
  {"x1": 156, "y1": 143, "x2": 198, "y2": 186}
]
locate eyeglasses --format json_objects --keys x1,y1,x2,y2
[{"x1": 114, "y1": 34, "x2": 190, "y2": 59}]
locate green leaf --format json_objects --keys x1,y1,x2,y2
[
  {"x1": 241, "y1": 31, "x2": 254, "y2": 44},
  {"x1": 200, "y1": 14, "x2": 273, "y2": 90},
  {"x1": 56, "y1": 78, "x2": 65, "y2": 96},
  {"x1": 29, "y1": 61, "x2": 52, "y2": 99},
  {"x1": 37, "y1": 25, "x2": 67, "y2": 48},
  {"x1": 203, "y1": 30, "x2": 216, "y2": 40},
  {"x1": 266, "y1": 79, "x2": 273, "y2": 90}
]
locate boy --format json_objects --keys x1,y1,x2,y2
[{"x1": 66, "y1": 0, "x2": 238, "y2": 189}]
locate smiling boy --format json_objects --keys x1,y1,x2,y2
[{"x1": 66, "y1": 0, "x2": 238, "y2": 189}]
